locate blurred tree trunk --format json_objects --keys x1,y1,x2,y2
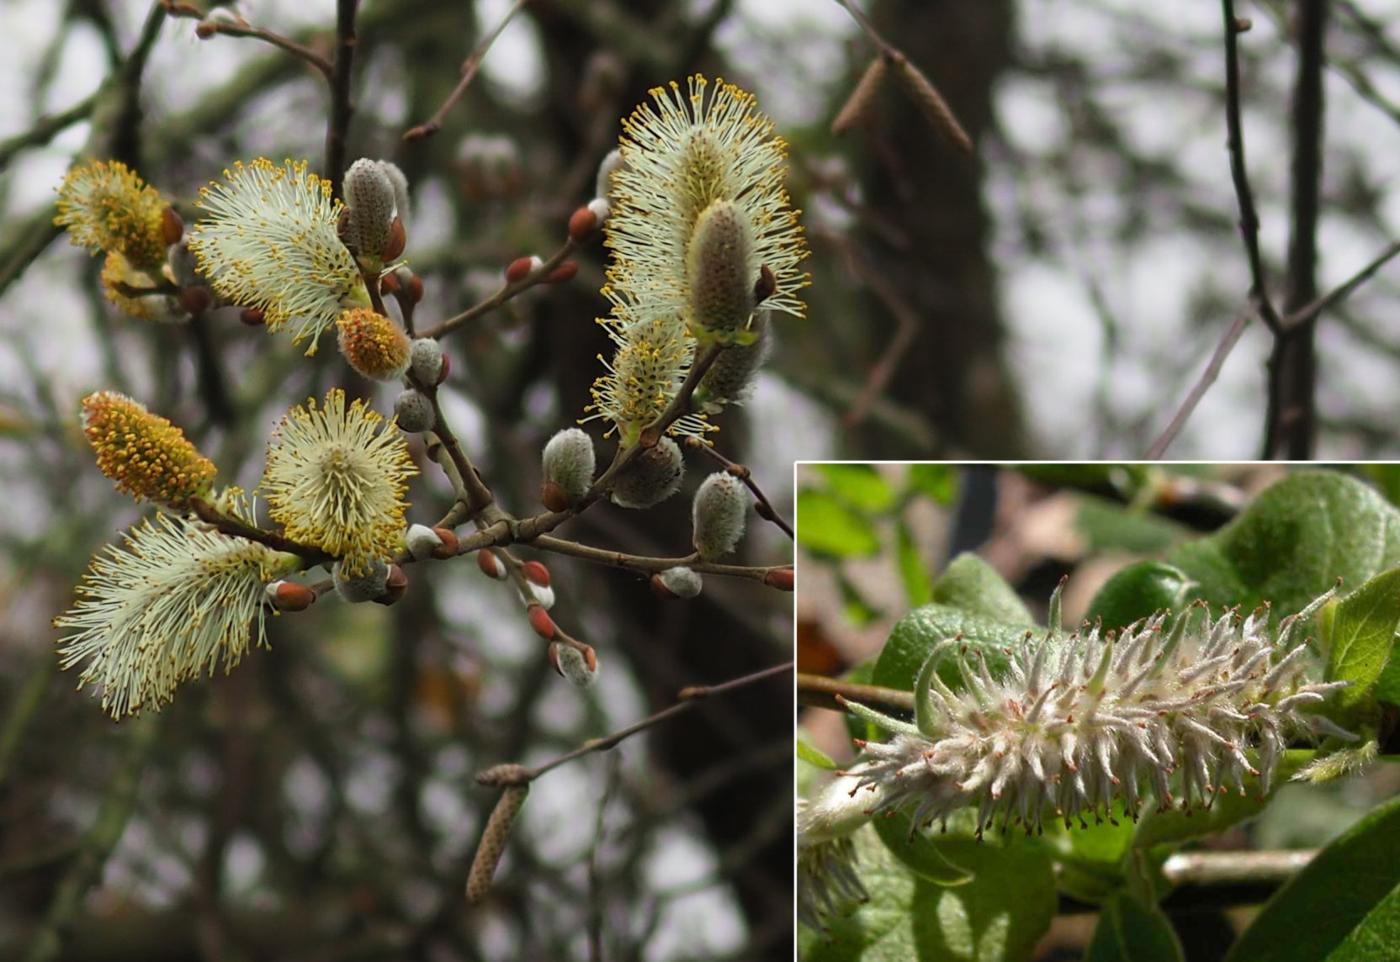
[{"x1": 859, "y1": 0, "x2": 1025, "y2": 458}]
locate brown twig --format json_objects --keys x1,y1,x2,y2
[
  {"x1": 1220, "y1": 0, "x2": 1282, "y2": 336},
  {"x1": 417, "y1": 238, "x2": 577, "y2": 340},
  {"x1": 325, "y1": 0, "x2": 358, "y2": 199},
  {"x1": 479, "y1": 661, "x2": 793, "y2": 785},
  {"x1": 685, "y1": 439, "x2": 794, "y2": 540},
  {"x1": 529, "y1": 534, "x2": 790, "y2": 584},
  {"x1": 188, "y1": 498, "x2": 329, "y2": 566},
  {"x1": 1283, "y1": 239, "x2": 1400, "y2": 331},
  {"x1": 403, "y1": 0, "x2": 531, "y2": 142},
  {"x1": 181, "y1": 15, "x2": 333, "y2": 78},
  {"x1": 797, "y1": 672, "x2": 915, "y2": 715}
]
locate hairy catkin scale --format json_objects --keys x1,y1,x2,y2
[
  {"x1": 343, "y1": 159, "x2": 398, "y2": 263},
  {"x1": 541, "y1": 428, "x2": 596, "y2": 504},
  {"x1": 696, "y1": 310, "x2": 771, "y2": 413},
  {"x1": 466, "y1": 785, "x2": 529, "y2": 904},
  {"x1": 841, "y1": 596, "x2": 1353, "y2": 839},
  {"x1": 552, "y1": 642, "x2": 599, "y2": 689},
  {"x1": 610, "y1": 437, "x2": 684, "y2": 509},
  {"x1": 686, "y1": 200, "x2": 756, "y2": 337},
  {"x1": 692, "y1": 472, "x2": 747, "y2": 560}
]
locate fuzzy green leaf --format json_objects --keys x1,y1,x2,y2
[
  {"x1": 930, "y1": 553, "x2": 1034, "y2": 626},
  {"x1": 1224, "y1": 794, "x2": 1400, "y2": 962},
  {"x1": 1084, "y1": 892, "x2": 1184, "y2": 962},
  {"x1": 896, "y1": 521, "x2": 933, "y2": 607},
  {"x1": 1085, "y1": 561, "x2": 1198, "y2": 633},
  {"x1": 1326, "y1": 566, "x2": 1400, "y2": 715}
]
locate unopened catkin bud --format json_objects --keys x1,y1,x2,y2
[
  {"x1": 594, "y1": 148, "x2": 625, "y2": 202},
  {"x1": 343, "y1": 159, "x2": 398, "y2": 263},
  {"x1": 528, "y1": 605, "x2": 557, "y2": 640},
  {"x1": 466, "y1": 785, "x2": 529, "y2": 904},
  {"x1": 477, "y1": 549, "x2": 508, "y2": 581},
  {"x1": 394, "y1": 389, "x2": 435, "y2": 433},
  {"x1": 373, "y1": 564, "x2": 408, "y2": 606},
  {"x1": 541, "y1": 428, "x2": 595, "y2": 507},
  {"x1": 696, "y1": 310, "x2": 771, "y2": 413},
  {"x1": 653, "y1": 566, "x2": 703, "y2": 599},
  {"x1": 550, "y1": 641, "x2": 599, "y2": 689},
  {"x1": 405, "y1": 523, "x2": 444, "y2": 560},
  {"x1": 80, "y1": 391, "x2": 217, "y2": 506},
  {"x1": 610, "y1": 437, "x2": 684, "y2": 509},
  {"x1": 266, "y1": 579, "x2": 317, "y2": 612},
  {"x1": 379, "y1": 161, "x2": 410, "y2": 225},
  {"x1": 519, "y1": 580, "x2": 555, "y2": 611},
  {"x1": 692, "y1": 472, "x2": 747, "y2": 560},
  {"x1": 686, "y1": 199, "x2": 756, "y2": 337},
  {"x1": 409, "y1": 337, "x2": 445, "y2": 386},
  {"x1": 333, "y1": 557, "x2": 391, "y2": 602},
  {"x1": 337, "y1": 308, "x2": 411, "y2": 380}
]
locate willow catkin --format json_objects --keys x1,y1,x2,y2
[{"x1": 466, "y1": 785, "x2": 530, "y2": 904}]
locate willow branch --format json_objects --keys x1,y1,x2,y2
[
  {"x1": 403, "y1": 0, "x2": 531, "y2": 142},
  {"x1": 418, "y1": 238, "x2": 577, "y2": 340},
  {"x1": 797, "y1": 672, "x2": 915, "y2": 714},
  {"x1": 326, "y1": 0, "x2": 358, "y2": 198}
]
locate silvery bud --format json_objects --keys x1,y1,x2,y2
[
  {"x1": 549, "y1": 641, "x2": 599, "y2": 689},
  {"x1": 653, "y1": 565, "x2": 703, "y2": 599},
  {"x1": 541, "y1": 428, "x2": 596, "y2": 508},
  {"x1": 343, "y1": 159, "x2": 399, "y2": 263},
  {"x1": 610, "y1": 437, "x2": 684, "y2": 509},
  {"x1": 394, "y1": 389, "x2": 435, "y2": 433},
  {"x1": 333, "y1": 557, "x2": 391, "y2": 603},
  {"x1": 405, "y1": 523, "x2": 444, "y2": 560},
  {"x1": 594, "y1": 148, "x2": 625, "y2": 202},
  {"x1": 691, "y1": 472, "x2": 748, "y2": 560},
  {"x1": 409, "y1": 337, "x2": 445, "y2": 386}
]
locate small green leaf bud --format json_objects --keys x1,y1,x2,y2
[
  {"x1": 541, "y1": 428, "x2": 596, "y2": 507},
  {"x1": 394, "y1": 389, "x2": 435, "y2": 433},
  {"x1": 692, "y1": 472, "x2": 747, "y2": 560},
  {"x1": 610, "y1": 437, "x2": 684, "y2": 509}
]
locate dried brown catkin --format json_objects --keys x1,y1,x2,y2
[
  {"x1": 466, "y1": 785, "x2": 529, "y2": 903},
  {"x1": 890, "y1": 53, "x2": 973, "y2": 154},
  {"x1": 831, "y1": 54, "x2": 889, "y2": 135}
]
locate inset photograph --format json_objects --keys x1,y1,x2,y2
[{"x1": 797, "y1": 463, "x2": 1400, "y2": 961}]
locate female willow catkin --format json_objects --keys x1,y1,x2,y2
[{"x1": 798, "y1": 589, "x2": 1356, "y2": 926}]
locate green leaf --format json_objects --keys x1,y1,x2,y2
[
  {"x1": 799, "y1": 824, "x2": 920, "y2": 962},
  {"x1": 1324, "y1": 884, "x2": 1400, "y2": 962},
  {"x1": 1326, "y1": 566, "x2": 1400, "y2": 716},
  {"x1": 1084, "y1": 893, "x2": 1184, "y2": 962},
  {"x1": 817, "y1": 464, "x2": 897, "y2": 512},
  {"x1": 1169, "y1": 471, "x2": 1400, "y2": 619},
  {"x1": 799, "y1": 489, "x2": 882, "y2": 558},
  {"x1": 1075, "y1": 495, "x2": 1189, "y2": 555},
  {"x1": 908, "y1": 464, "x2": 958, "y2": 505},
  {"x1": 840, "y1": 575, "x2": 881, "y2": 628},
  {"x1": 896, "y1": 522, "x2": 933, "y2": 607},
  {"x1": 872, "y1": 604, "x2": 1034, "y2": 695},
  {"x1": 930, "y1": 553, "x2": 1034, "y2": 626},
  {"x1": 798, "y1": 738, "x2": 838, "y2": 771},
  {"x1": 1224, "y1": 794, "x2": 1400, "y2": 962},
  {"x1": 873, "y1": 811, "x2": 974, "y2": 886},
  {"x1": 1085, "y1": 561, "x2": 1199, "y2": 632}
]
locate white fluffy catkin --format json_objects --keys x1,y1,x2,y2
[
  {"x1": 541, "y1": 428, "x2": 596, "y2": 503},
  {"x1": 837, "y1": 593, "x2": 1353, "y2": 839},
  {"x1": 691, "y1": 472, "x2": 747, "y2": 559}
]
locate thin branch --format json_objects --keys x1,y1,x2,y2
[
  {"x1": 0, "y1": 92, "x2": 98, "y2": 170},
  {"x1": 1283, "y1": 238, "x2": 1400, "y2": 330},
  {"x1": 417, "y1": 238, "x2": 577, "y2": 340},
  {"x1": 1161, "y1": 849, "x2": 1315, "y2": 887},
  {"x1": 404, "y1": 0, "x2": 531, "y2": 142},
  {"x1": 482, "y1": 661, "x2": 793, "y2": 784},
  {"x1": 1144, "y1": 304, "x2": 1254, "y2": 460},
  {"x1": 188, "y1": 498, "x2": 329, "y2": 565},
  {"x1": 797, "y1": 672, "x2": 916, "y2": 714},
  {"x1": 1220, "y1": 0, "x2": 1283, "y2": 334},
  {"x1": 1262, "y1": 0, "x2": 1327, "y2": 460},
  {"x1": 685, "y1": 438, "x2": 794, "y2": 540},
  {"x1": 326, "y1": 0, "x2": 359, "y2": 199},
  {"x1": 530, "y1": 533, "x2": 790, "y2": 585},
  {"x1": 160, "y1": 4, "x2": 334, "y2": 78}
]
